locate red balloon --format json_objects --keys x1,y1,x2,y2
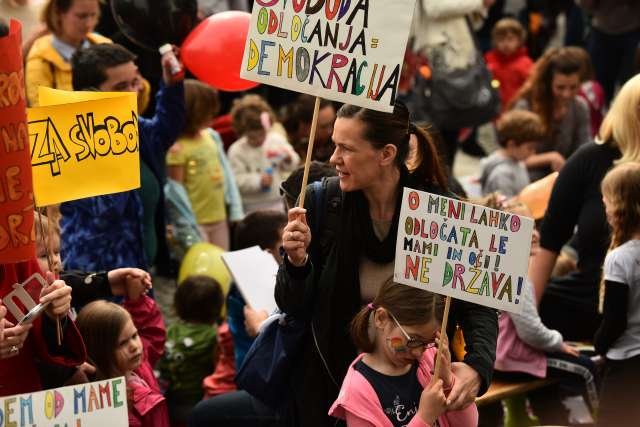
[{"x1": 181, "y1": 11, "x2": 259, "y2": 92}]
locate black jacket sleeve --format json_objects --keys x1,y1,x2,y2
[
  {"x1": 60, "y1": 270, "x2": 113, "y2": 311},
  {"x1": 594, "y1": 280, "x2": 628, "y2": 355},
  {"x1": 539, "y1": 144, "x2": 587, "y2": 253},
  {"x1": 449, "y1": 299, "x2": 499, "y2": 396}
]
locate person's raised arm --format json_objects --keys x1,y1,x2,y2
[{"x1": 143, "y1": 53, "x2": 186, "y2": 152}]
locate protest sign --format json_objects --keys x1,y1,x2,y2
[
  {"x1": 394, "y1": 189, "x2": 534, "y2": 314},
  {"x1": 0, "y1": 377, "x2": 128, "y2": 426},
  {"x1": 27, "y1": 89, "x2": 140, "y2": 206},
  {"x1": 221, "y1": 246, "x2": 279, "y2": 314},
  {"x1": 0, "y1": 20, "x2": 36, "y2": 264},
  {"x1": 240, "y1": 0, "x2": 416, "y2": 112}
]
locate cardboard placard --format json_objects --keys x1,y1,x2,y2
[
  {"x1": 394, "y1": 189, "x2": 534, "y2": 314},
  {"x1": 0, "y1": 20, "x2": 36, "y2": 263},
  {"x1": 0, "y1": 377, "x2": 128, "y2": 426},
  {"x1": 27, "y1": 89, "x2": 140, "y2": 206},
  {"x1": 221, "y1": 246, "x2": 279, "y2": 314},
  {"x1": 240, "y1": 0, "x2": 416, "y2": 112}
]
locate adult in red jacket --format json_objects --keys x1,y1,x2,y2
[{"x1": 0, "y1": 259, "x2": 86, "y2": 396}]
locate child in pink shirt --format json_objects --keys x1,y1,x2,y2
[{"x1": 329, "y1": 281, "x2": 478, "y2": 427}]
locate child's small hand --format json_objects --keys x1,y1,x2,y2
[
  {"x1": 108, "y1": 268, "x2": 152, "y2": 301},
  {"x1": 40, "y1": 272, "x2": 72, "y2": 319},
  {"x1": 561, "y1": 342, "x2": 580, "y2": 357},
  {"x1": 418, "y1": 378, "x2": 447, "y2": 425},
  {"x1": 243, "y1": 306, "x2": 269, "y2": 337}
]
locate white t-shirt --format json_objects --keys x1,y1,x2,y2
[{"x1": 603, "y1": 239, "x2": 640, "y2": 360}]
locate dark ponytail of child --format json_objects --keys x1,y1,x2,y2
[{"x1": 350, "y1": 280, "x2": 445, "y2": 352}]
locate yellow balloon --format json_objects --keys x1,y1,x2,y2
[{"x1": 178, "y1": 242, "x2": 231, "y2": 296}]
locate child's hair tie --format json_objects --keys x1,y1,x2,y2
[{"x1": 367, "y1": 303, "x2": 375, "y2": 310}]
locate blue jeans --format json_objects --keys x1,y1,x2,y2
[
  {"x1": 189, "y1": 391, "x2": 279, "y2": 427},
  {"x1": 588, "y1": 27, "x2": 640, "y2": 103}
]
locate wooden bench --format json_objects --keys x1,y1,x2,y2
[{"x1": 476, "y1": 378, "x2": 558, "y2": 407}]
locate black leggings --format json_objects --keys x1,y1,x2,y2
[
  {"x1": 539, "y1": 280, "x2": 601, "y2": 341},
  {"x1": 598, "y1": 355, "x2": 640, "y2": 427}
]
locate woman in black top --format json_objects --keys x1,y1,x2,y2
[
  {"x1": 278, "y1": 103, "x2": 498, "y2": 426},
  {"x1": 529, "y1": 74, "x2": 640, "y2": 341}
]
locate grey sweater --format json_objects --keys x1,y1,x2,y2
[
  {"x1": 509, "y1": 281, "x2": 564, "y2": 353},
  {"x1": 480, "y1": 151, "x2": 530, "y2": 197}
]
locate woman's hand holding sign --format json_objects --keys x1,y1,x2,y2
[
  {"x1": 283, "y1": 207, "x2": 311, "y2": 267},
  {"x1": 0, "y1": 299, "x2": 32, "y2": 359}
]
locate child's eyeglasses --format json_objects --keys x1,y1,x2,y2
[{"x1": 389, "y1": 312, "x2": 436, "y2": 350}]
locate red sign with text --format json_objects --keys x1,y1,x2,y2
[{"x1": 0, "y1": 20, "x2": 36, "y2": 263}]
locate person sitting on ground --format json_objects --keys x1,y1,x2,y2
[
  {"x1": 510, "y1": 47, "x2": 591, "y2": 181},
  {"x1": 159, "y1": 275, "x2": 224, "y2": 425},
  {"x1": 228, "y1": 94, "x2": 300, "y2": 213},
  {"x1": 192, "y1": 210, "x2": 287, "y2": 427},
  {"x1": 485, "y1": 17, "x2": 534, "y2": 111},
  {"x1": 494, "y1": 202, "x2": 598, "y2": 424},
  {"x1": 480, "y1": 110, "x2": 545, "y2": 197},
  {"x1": 61, "y1": 43, "x2": 185, "y2": 272},
  {"x1": 77, "y1": 294, "x2": 168, "y2": 426}
]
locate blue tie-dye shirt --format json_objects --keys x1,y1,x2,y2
[{"x1": 61, "y1": 82, "x2": 185, "y2": 271}]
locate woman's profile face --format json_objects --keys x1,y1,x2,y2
[
  {"x1": 551, "y1": 72, "x2": 580, "y2": 106},
  {"x1": 58, "y1": 0, "x2": 99, "y2": 44},
  {"x1": 330, "y1": 117, "x2": 383, "y2": 192}
]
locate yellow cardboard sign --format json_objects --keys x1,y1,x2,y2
[{"x1": 28, "y1": 89, "x2": 140, "y2": 206}]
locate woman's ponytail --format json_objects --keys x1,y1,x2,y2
[{"x1": 412, "y1": 125, "x2": 448, "y2": 191}]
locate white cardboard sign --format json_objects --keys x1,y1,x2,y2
[
  {"x1": 221, "y1": 246, "x2": 279, "y2": 314},
  {"x1": 394, "y1": 189, "x2": 534, "y2": 314},
  {"x1": 0, "y1": 377, "x2": 128, "y2": 426},
  {"x1": 240, "y1": 0, "x2": 416, "y2": 112}
]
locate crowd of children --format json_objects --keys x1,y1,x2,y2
[{"x1": 3, "y1": 1, "x2": 640, "y2": 426}]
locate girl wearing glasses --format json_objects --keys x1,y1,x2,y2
[{"x1": 330, "y1": 281, "x2": 478, "y2": 427}]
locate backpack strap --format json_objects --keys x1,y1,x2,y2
[{"x1": 308, "y1": 177, "x2": 342, "y2": 261}]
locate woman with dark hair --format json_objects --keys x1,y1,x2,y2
[
  {"x1": 278, "y1": 102, "x2": 498, "y2": 426},
  {"x1": 510, "y1": 47, "x2": 591, "y2": 181}
]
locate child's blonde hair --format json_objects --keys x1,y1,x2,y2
[
  {"x1": 76, "y1": 300, "x2": 132, "y2": 379},
  {"x1": 601, "y1": 162, "x2": 640, "y2": 248},
  {"x1": 230, "y1": 94, "x2": 276, "y2": 135},
  {"x1": 350, "y1": 280, "x2": 444, "y2": 352}
]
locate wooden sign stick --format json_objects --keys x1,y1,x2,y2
[
  {"x1": 297, "y1": 96, "x2": 322, "y2": 209},
  {"x1": 433, "y1": 295, "x2": 452, "y2": 381}
]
